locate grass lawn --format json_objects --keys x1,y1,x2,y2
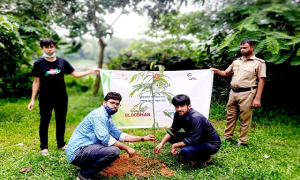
[{"x1": 0, "y1": 87, "x2": 299, "y2": 180}]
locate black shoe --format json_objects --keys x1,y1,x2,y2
[
  {"x1": 236, "y1": 142, "x2": 248, "y2": 147},
  {"x1": 77, "y1": 172, "x2": 98, "y2": 180}
]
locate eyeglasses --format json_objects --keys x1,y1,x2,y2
[{"x1": 107, "y1": 101, "x2": 121, "y2": 107}]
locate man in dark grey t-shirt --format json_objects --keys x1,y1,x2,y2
[{"x1": 154, "y1": 94, "x2": 221, "y2": 165}]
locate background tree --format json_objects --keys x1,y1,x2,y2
[
  {"x1": 0, "y1": 0, "x2": 196, "y2": 96},
  {"x1": 0, "y1": 15, "x2": 32, "y2": 97},
  {"x1": 0, "y1": 0, "x2": 66, "y2": 98},
  {"x1": 51, "y1": 0, "x2": 199, "y2": 94}
]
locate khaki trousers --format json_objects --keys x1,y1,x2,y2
[{"x1": 224, "y1": 89, "x2": 255, "y2": 143}]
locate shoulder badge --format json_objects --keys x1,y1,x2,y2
[{"x1": 254, "y1": 57, "x2": 265, "y2": 63}]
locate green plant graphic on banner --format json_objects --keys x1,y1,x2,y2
[{"x1": 101, "y1": 71, "x2": 132, "y2": 127}]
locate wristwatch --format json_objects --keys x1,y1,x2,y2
[{"x1": 141, "y1": 137, "x2": 144, "y2": 142}]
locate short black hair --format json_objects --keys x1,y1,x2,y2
[
  {"x1": 172, "y1": 94, "x2": 190, "y2": 106},
  {"x1": 40, "y1": 38, "x2": 56, "y2": 48},
  {"x1": 104, "y1": 92, "x2": 122, "y2": 102},
  {"x1": 240, "y1": 39, "x2": 255, "y2": 46}
]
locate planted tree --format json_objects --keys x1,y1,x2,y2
[{"x1": 129, "y1": 62, "x2": 173, "y2": 151}]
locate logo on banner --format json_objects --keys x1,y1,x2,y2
[
  {"x1": 112, "y1": 73, "x2": 128, "y2": 80},
  {"x1": 187, "y1": 73, "x2": 197, "y2": 80}
]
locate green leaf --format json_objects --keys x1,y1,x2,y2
[
  {"x1": 218, "y1": 32, "x2": 239, "y2": 51},
  {"x1": 297, "y1": 48, "x2": 300, "y2": 56},
  {"x1": 163, "y1": 111, "x2": 172, "y2": 118},
  {"x1": 129, "y1": 74, "x2": 138, "y2": 83},
  {"x1": 285, "y1": 37, "x2": 300, "y2": 45},
  {"x1": 150, "y1": 62, "x2": 155, "y2": 70},
  {"x1": 274, "y1": 52, "x2": 292, "y2": 65},
  {"x1": 158, "y1": 65, "x2": 165, "y2": 74},
  {"x1": 143, "y1": 75, "x2": 152, "y2": 81},
  {"x1": 254, "y1": 40, "x2": 266, "y2": 54},
  {"x1": 243, "y1": 24, "x2": 258, "y2": 32},
  {"x1": 129, "y1": 89, "x2": 137, "y2": 97},
  {"x1": 266, "y1": 37, "x2": 280, "y2": 54},
  {"x1": 266, "y1": 32, "x2": 293, "y2": 40},
  {"x1": 290, "y1": 57, "x2": 300, "y2": 66},
  {"x1": 155, "y1": 122, "x2": 159, "y2": 129},
  {"x1": 0, "y1": 42, "x2": 5, "y2": 48}
]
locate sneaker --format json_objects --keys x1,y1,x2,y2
[{"x1": 236, "y1": 142, "x2": 248, "y2": 147}]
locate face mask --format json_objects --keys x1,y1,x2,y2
[
  {"x1": 43, "y1": 52, "x2": 56, "y2": 58},
  {"x1": 104, "y1": 106, "x2": 117, "y2": 115}
]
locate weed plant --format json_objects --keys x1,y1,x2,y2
[{"x1": 0, "y1": 86, "x2": 299, "y2": 179}]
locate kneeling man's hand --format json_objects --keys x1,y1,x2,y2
[
  {"x1": 154, "y1": 143, "x2": 163, "y2": 155},
  {"x1": 127, "y1": 147, "x2": 135, "y2": 158},
  {"x1": 171, "y1": 145, "x2": 179, "y2": 156}
]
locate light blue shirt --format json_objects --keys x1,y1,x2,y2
[{"x1": 65, "y1": 106, "x2": 127, "y2": 163}]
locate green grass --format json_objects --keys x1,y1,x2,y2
[{"x1": 0, "y1": 87, "x2": 299, "y2": 180}]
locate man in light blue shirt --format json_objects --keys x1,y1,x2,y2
[{"x1": 65, "y1": 92, "x2": 156, "y2": 180}]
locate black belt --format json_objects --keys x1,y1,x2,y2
[{"x1": 231, "y1": 86, "x2": 257, "y2": 93}]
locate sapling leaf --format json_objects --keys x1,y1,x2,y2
[
  {"x1": 163, "y1": 111, "x2": 172, "y2": 118},
  {"x1": 129, "y1": 63, "x2": 173, "y2": 159},
  {"x1": 159, "y1": 74, "x2": 170, "y2": 79},
  {"x1": 158, "y1": 65, "x2": 165, "y2": 74},
  {"x1": 143, "y1": 75, "x2": 152, "y2": 81},
  {"x1": 150, "y1": 62, "x2": 155, "y2": 70},
  {"x1": 155, "y1": 122, "x2": 159, "y2": 129}
]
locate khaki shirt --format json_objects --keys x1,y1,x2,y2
[{"x1": 225, "y1": 55, "x2": 266, "y2": 88}]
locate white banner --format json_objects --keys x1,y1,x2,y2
[{"x1": 101, "y1": 69, "x2": 214, "y2": 128}]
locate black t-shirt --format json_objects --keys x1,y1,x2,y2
[
  {"x1": 32, "y1": 57, "x2": 74, "y2": 96},
  {"x1": 171, "y1": 108, "x2": 221, "y2": 150}
]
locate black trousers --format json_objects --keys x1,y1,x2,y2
[
  {"x1": 39, "y1": 94, "x2": 68, "y2": 150},
  {"x1": 169, "y1": 132, "x2": 218, "y2": 163}
]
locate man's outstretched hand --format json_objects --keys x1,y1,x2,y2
[{"x1": 144, "y1": 135, "x2": 156, "y2": 142}]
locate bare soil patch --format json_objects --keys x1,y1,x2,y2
[{"x1": 101, "y1": 154, "x2": 175, "y2": 179}]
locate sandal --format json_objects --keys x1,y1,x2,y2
[
  {"x1": 58, "y1": 144, "x2": 67, "y2": 150},
  {"x1": 40, "y1": 149, "x2": 49, "y2": 156}
]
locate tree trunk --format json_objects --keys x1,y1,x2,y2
[{"x1": 93, "y1": 36, "x2": 106, "y2": 95}]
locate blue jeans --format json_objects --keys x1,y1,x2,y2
[
  {"x1": 71, "y1": 144, "x2": 120, "y2": 178},
  {"x1": 169, "y1": 132, "x2": 217, "y2": 163}
]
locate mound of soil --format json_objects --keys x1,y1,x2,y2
[{"x1": 101, "y1": 154, "x2": 175, "y2": 178}]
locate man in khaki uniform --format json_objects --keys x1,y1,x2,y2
[{"x1": 210, "y1": 39, "x2": 266, "y2": 146}]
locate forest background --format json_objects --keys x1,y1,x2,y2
[{"x1": 1, "y1": 0, "x2": 300, "y2": 115}]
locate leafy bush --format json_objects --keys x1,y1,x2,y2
[
  {"x1": 0, "y1": 15, "x2": 32, "y2": 98},
  {"x1": 64, "y1": 75, "x2": 95, "y2": 94}
]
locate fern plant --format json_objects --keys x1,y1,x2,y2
[{"x1": 129, "y1": 62, "x2": 173, "y2": 152}]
